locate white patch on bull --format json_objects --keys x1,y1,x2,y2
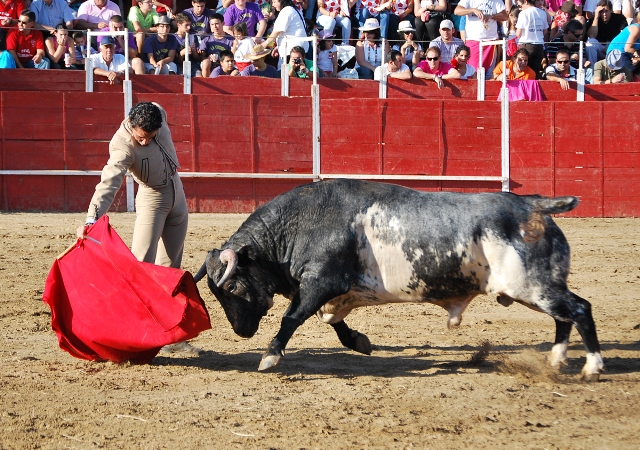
[
  {"x1": 582, "y1": 352, "x2": 604, "y2": 381},
  {"x1": 549, "y1": 342, "x2": 568, "y2": 367}
]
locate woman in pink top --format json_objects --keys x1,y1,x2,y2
[
  {"x1": 45, "y1": 23, "x2": 77, "y2": 69},
  {"x1": 413, "y1": 45, "x2": 460, "y2": 88}
]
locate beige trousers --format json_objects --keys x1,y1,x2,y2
[{"x1": 131, "y1": 175, "x2": 188, "y2": 268}]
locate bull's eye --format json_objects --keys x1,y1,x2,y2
[{"x1": 226, "y1": 281, "x2": 236, "y2": 293}]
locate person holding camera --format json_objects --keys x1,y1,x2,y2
[{"x1": 287, "y1": 45, "x2": 317, "y2": 78}]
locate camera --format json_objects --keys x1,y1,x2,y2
[{"x1": 293, "y1": 58, "x2": 302, "y2": 64}]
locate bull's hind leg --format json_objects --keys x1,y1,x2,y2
[{"x1": 331, "y1": 320, "x2": 372, "y2": 355}]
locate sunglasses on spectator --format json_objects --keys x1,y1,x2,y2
[
  {"x1": 18, "y1": 20, "x2": 29, "y2": 24},
  {"x1": 427, "y1": 56, "x2": 439, "y2": 61},
  {"x1": 556, "y1": 60, "x2": 570, "y2": 64}
]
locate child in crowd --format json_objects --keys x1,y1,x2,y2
[
  {"x1": 317, "y1": 30, "x2": 338, "y2": 77},
  {"x1": 231, "y1": 22, "x2": 255, "y2": 72},
  {"x1": 72, "y1": 32, "x2": 98, "y2": 71}
]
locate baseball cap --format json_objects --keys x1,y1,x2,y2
[
  {"x1": 100, "y1": 35, "x2": 116, "y2": 46},
  {"x1": 440, "y1": 19, "x2": 455, "y2": 30}
]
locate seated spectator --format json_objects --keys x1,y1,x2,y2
[
  {"x1": 428, "y1": 19, "x2": 463, "y2": 64},
  {"x1": 585, "y1": 1, "x2": 627, "y2": 66},
  {"x1": 0, "y1": 0, "x2": 25, "y2": 30},
  {"x1": 240, "y1": 44, "x2": 280, "y2": 77},
  {"x1": 199, "y1": 13, "x2": 233, "y2": 77},
  {"x1": 545, "y1": 48, "x2": 577, "y2": 89},
  {"x1": 374, "y1": 49, "x2": 411, "y2": 80},
  {"x1": 389, "y1": 0, "x2": 414, "y2": 46},
  {"x1": 6, "y1": 10, "x2": 49, "y2": 69},
  {"x1": 592, "y1": 48, "x2": 632, "y2": 82},
  {"x1": 174, "y1": 12, "x2": 199, "y2": 75},
  {"x1": 392, "y1": 20, "x2": 421, "y2": 68},
  {"x1": 45, "y1": 23, "x2": 76, "y2": 68},
  {"x1": 355, "y1": 18, "x2": 389, "y2": 79},
  {"x1": 632, "y1": 49, "x2": 640, "y2": 81},
  {"x1": 231, "y1": 21, "x2": 255, "y2": 71},
  {"x1": 493, "y1": 48, "x2": 537, "y2": 81},
  {"x1": 413, "y1": 45, "x2": 460, "y2": 88},
  {"x1": 546, "y1": 19, "x2": 588, "y2": 67},
  {"x1": 142, "y1": 15, "x2": 178, "y2": 74},
  {"x1": 223, "y1": 0, "x2": 266, "y2": 39},
  {"x1": 76, "y1": 0, "x2": 120, "y2": 31},
  {"x1": 550, "y1": 1, "x2": 579, "y2": 40},
  {"x1": 287, "y1": 44, "x2": 317, "y2": 78},
  {"x1": 316, "y1": 0, "x2": 353, "y2": 45},
  {"x1": 450, "y1": 44, "x2": 476, "y2": 79},
  {"x1": 104, "y1": 14, "x2": 145, "y2": 74},
  {"x1": 316, "y1": 30, "x2": 338, "y2": 77},
  {"x1": 209, "y1": 48, "x2": 240, "y2": 76},
  {"x1": 183, "y1": 0, "x2": 214, "y2": 36},
  {"x1": 607, "y1": 23, "x2": 640, "y2": 70},
  {"x1": 72, "y1": 31, "x2": 99, "y2": 70},
  {"x1": 89, "y1": 35, "x2": 131, "y2": 84},
  {"x1": 130, "y1": 0, "x2": 175, "y2": 18},
  {"x1": 30, "y1": 0, "x2": 74, "y2": 34},
  {"x1": 128, "y1": 0, "x2": 159, "y2": 54},
  {"x1": 0, "y1": 33, "x2": 17, "y2": 68},
  {"x1": 358, "y1": 0, "x2": 390, "y2": 39}
]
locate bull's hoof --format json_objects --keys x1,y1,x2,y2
[
  {"x1": 497, "y1": 295, "x2": 514, "y2": 307},
  {"x1": 581, "y1": 370, "x2": 601, "y2": 382},
  {"x1": 352, "y1": 331, "x2": 372, "y2": 355},
  {"x1": 580, "y1": 353, "x2": 604, "y2": 382},
  {"x1": 258, "y1": 354, "x2": 282, "y2": 371},
  {"x1": 447, "y1": 315, "x2": 462, "y2": 330}
]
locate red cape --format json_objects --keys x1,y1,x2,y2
[{"x1": 42, "y1": 216, "x2": 211, "y2": 363}]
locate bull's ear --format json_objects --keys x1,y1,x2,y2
[{"x1": 236, "y1": 245, "x2": 256, "y2": 264}]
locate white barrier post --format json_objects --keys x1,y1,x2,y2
[
  {"x1": 183, "y1": 34, "x2": 192, "y2": 95},
  {"x1": 379, "y1": 38, "x2": 387, "y2": 99},
  {"x1": 477, "y1": 41, "x2": 485, "y2": 101},
  {"x1": 312, "y1": 34, "x2": 321, "y2": 180},
  {"x1": 500, "y1": 40, "x2": 510, "y2": 192},
  {"x1": 577, "y1": 40, "x2": 585, "y2": 102}
]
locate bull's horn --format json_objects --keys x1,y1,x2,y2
[{"x1": 217, "y1": 248, "x2": 238, "y2": 287}]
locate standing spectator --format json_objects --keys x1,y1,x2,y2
[
  {"x1": 174, "y1": 12, "x2": 199, "y2": 74},
  {"x1": 374, "y1": 48, "x2": 411, "y2": 79},
  {"x1": 89, "y1": 35, "x2": 131, "y2": 84},
  {"x1": 493, "y1": 47, "x2": 537, "y2": 80},
  {"x1": 606, "y1": 23, "x2": 640, "y2": 70},
  {"x1": 72, "y1": 30, "x2": 98, "y2": 70},
  {"x1": 104, "y1": 14, "x2": 145, "y2": 74},
  {"x1": 454, "y1": 0, "x2": 507, "y2": 71},
  {"x1": 30, "y1": 0, "x2": 74, "y2": 34},
  {"x1": 545, "y1": 48, "x2": 577, "y2": 88},
  {"x1": 142, "y1": 14, "x2": 178, "y2": 74},
  {"x1": 316, "y1": 0, "x2": 354, "y2": 44},
  {"x1": 6, "y1": 10, "x2": 49, "y2": 68},
  {"x1": 413, "y1": 45, "x2": 460, "y2": 87},
  {"x1": 429, "y1": 19, "x2": 463, "y2": 63},
  {"x1": 393, "y1": 19, "x2": 422, "y2": 68},
  {"x1": 210, "y1": 48, "x2": 240, "y2": 76},
  {"x1": 585, "y1": 1, "x2": 627, "y2": 66},
  {"x1": 0, "y1": 0, "x2": 25, "y2": 32},
  {"x1": 240, "y1": 43, "x2": 280, "y2": 76},
  {"x1": 260, "y1": 0, "x2": 309, "y2": 57},
  {"x1": 592, "y1": 48, "x2": 632, "y2": 82},
  {"x1": 414, "y1": 0, "x2": 447, "y2": 44},
  {"x1": 354, "y1": 18, "x2": 389, "y2": 79},
  {"x1": 128, "y1": 0, "x2": 160, "y2": 54},
  {"x1": 76, "y1": 0, "x2": 120, "y2": 31},
  {"x1": 182, "y1": 0, "x2": 214, "y2": 36},
  {"x1": 223, "y1": 0, "x2": 267, "y2": 39},
  {"x1": 0, "y1": 32, "x2": 16, "y2": 68},
  {"x1": 359, "y1": 0, "x2": 390, "y2": 39},
  {"x1": 516, "y1": 0, "x2": 548, "y2": 78},
  {"x1": 199, "y1": 13, "x2": 233, "y2": 77},
  {"x1": 450, "y1": 44, "x2": 476, "y2": 79},
  {"x1": 44, "y1": 22, "x2": 76, "y2": 68}
]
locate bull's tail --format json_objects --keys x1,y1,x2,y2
[
  {"x1": 533, "y1": 196, "x2": 580, "y2": 215},
  {"x1": 520, "y1": 196, "x2": 579, "y2": 243},
  {"x1": 193, "y1": 261, "x2": 207, "y2": 282}
]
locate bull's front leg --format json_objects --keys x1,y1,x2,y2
[{"x1": 258, "y1": 274, "x2": 351, "y2": 371}]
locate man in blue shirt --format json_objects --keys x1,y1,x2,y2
[{"x1": 30, "y1": 0, "x2": 75, "y2": 34}]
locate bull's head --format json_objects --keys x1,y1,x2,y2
[{"x1": 197, "y1": 247, "x2": 269, "y2": 338}]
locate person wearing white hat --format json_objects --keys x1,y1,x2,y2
[
  {"x1": 392, "y1": 19, "x2": 422, "y2": 67},
  {"x1": 428, "y1": 18, "x2": 464, "y2": 63},
  {"x1": 317, "y1": 0, "x2": 355, "y2": 45},
  {"x1": 358, "y1": 0, "x2": 391, "y2": 38},
  {"x1": 355, "y1": 17, "x2": 390, "y2": 78},
  {"x1": 592, "y1": 48, "x2": 633, "y2": 82}
]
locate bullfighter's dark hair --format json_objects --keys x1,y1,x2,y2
[{"x1": 128, "y1": 102, "x2": 162, "y2": 132}]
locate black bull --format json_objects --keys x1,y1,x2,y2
[{"x1": 194, "y1": 179, "x2": 603, "y2": 380}]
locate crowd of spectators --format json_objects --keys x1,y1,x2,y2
[{"x1": 0, "y1": 0, "x2": 639, "y2": 86}]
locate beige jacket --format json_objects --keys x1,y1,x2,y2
[{"x1": 86, "y1": 103, "x2": 181, "y2": 222}]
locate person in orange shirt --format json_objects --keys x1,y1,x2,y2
[{"x1": 492, "y1": 48, "x2": 537, "y2": 81}]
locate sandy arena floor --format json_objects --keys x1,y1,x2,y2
[{"x1": 1, "y1": 212, "x2": 639, "y2": 449}]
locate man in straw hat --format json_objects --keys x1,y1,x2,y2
[{"x1": 240, "y1": 44, "x2": 280, "y2": 77}]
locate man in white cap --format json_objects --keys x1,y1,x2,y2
[
  {"x1": 88, "y1": 35, "x2": 131, "y2": 84},
  {"x1": 592, "y1": 48, "x2": 633, "y2": 83},
  {"x1": 428, "y1": 19, "x2": 464, "y2": 63}
]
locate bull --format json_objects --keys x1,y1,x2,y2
[{"x1": 194, "y1": 179, "x2": 603, "y2": 380}]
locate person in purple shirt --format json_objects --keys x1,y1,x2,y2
[
  {"x1": 182, "y1": 0, "x2": 215, "y2": 35},
  {"x1": 102, "y1": 14, "x2": 144, "y2": 74},
  {"x1": 240, "y1": 45, "x2": 280, "y2": 78},
  {"x1": 142, "y1": 15, "x2": 179, "y2": 74},
  {"x1": 223, "y1": 0, "x2": 267, "y2": 39},
  {"x1": 199, "y1": 13, "x2": 234, "y2": 77},
  {"x1": 210, "y1": 49, "x2": 240, "y2": 77}
]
